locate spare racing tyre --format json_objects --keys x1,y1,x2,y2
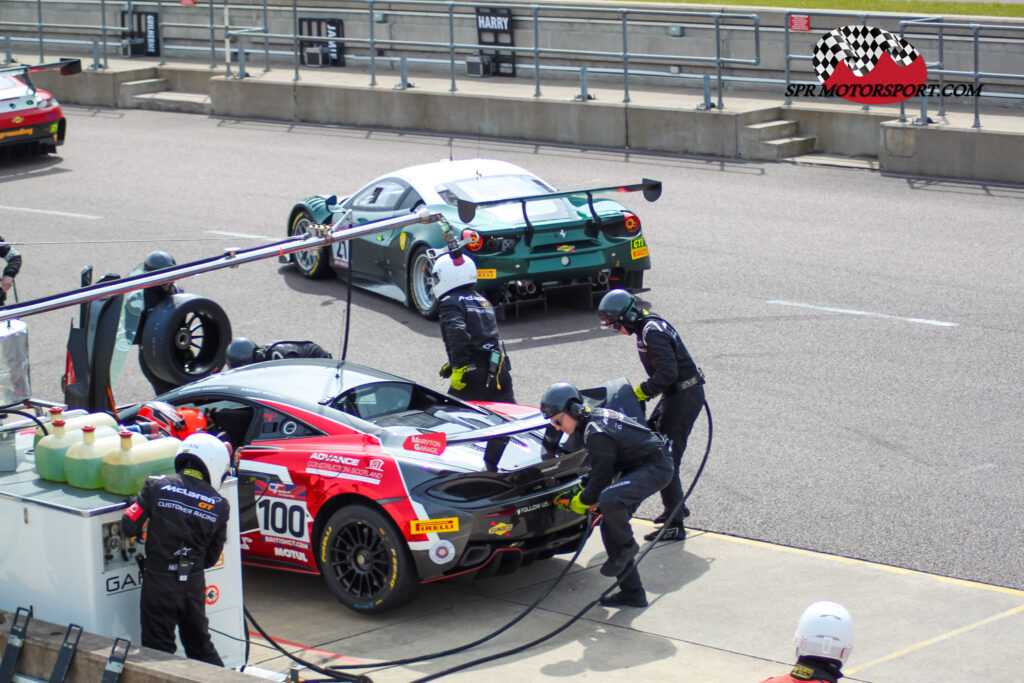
[{"x1": 140, "y1": 293, "x2": 232, "y2": 388}]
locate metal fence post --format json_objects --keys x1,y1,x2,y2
[
  {"x1": 448, "y1": 2, "x2": 456, "y2": 92},
  {"x1": 36, "y1": 0, "x2": 44, "y2": 61},
  {"x1": 714, "y1": 15, "x2": 724, "y2": 110},
  {"x1": 395, "y1": 56, "x2": 410, "y2": 90},
  {"x1": 100, "y1": 0, "x2": 108, "y2": 68},
  {"x1": 532, "y1": 5, "x2": 540, "y2": 98},
  {"x1": 913, "y1": 91, "x2": 930, "y2": 125},
  {"x1": 697, "y1": 74, "x2": 715, "y2": 110},
  {"x1": 262, "y1": 0, "x2": 270, "y2": 72},
  {"x1": 859, "y1": 13, "x2": 869, "y2": 112},
  {"x1": 576, "y1": 66, "x2": 591, "y2": 102},
  {"x1": 620, "y1": 10, "x2": 630, "y2": 104},
  {"x1": 370, "y1": 0, "x2": 378, "y2": 87},
  {"x1": 208, "y1": 0, "x2": 217, "y2": 68},
  {"x1": 157, "y1": 0, "x2": 165, "y2": 65},
  {"x1": 291, "y1": 0, "x2": 299, "y2": 82},
  {"x1": 784, "y1": 12, "x2": 792, "y2": 105},
  {"x1": 937, "y1": 23, "x2": 946, "y2": 116},
  {"x1": 972, "y1": 24, "x2": 981, "y2": 128},
  {"x1": 3, "y1": 37, "x2": 12, "y2": 65}
]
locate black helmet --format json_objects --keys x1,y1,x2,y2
[
  {"x1": 226, "y1": 337, "x2": 261, "y2": 368},
  {"x1": 540, "y1": 382, "x2": 584, "y2": 419},
  {"x1": 143, "y1": 250, "x2": 176, "y2": 273},
  {"x1": 598, "y1": 288, "x2": 640, "y2": 333}
]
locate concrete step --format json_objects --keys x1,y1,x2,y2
[
  {"x1": 117, "y1": 78, "x2": 169, "y2": 107},
  {"x1": 759, "y1": 135, "x2": 817, "y2": 159},
  {"x1": 788, "y1": 153, "x2": 880, "y2": 171},
  {"x1": 745, "y1": 119, "x2": 799, "y2": 142},
  {"x1": 130, "y1": 91, "x2": 213, "y2": 115}
]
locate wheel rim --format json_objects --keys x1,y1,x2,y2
[
  {"x1": 171, "y1": 312, "x2": 220, "y2": 377},
  {"x1": 291, "y1": 215, "x2": 319, "y2": 273},
  {"x1": 327, "y1": 519, "x2": 392, "y2": 600},
  {"x1": 410, "y1": 252, "x2": 435, "y2": 313}
]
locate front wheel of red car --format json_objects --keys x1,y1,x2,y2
[{"x1": 318, "y1": 504, "x2": 419, "y2": 613}]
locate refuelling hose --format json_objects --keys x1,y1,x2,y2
[
  {"x1": 407, "y1": 400, "x2": 712, "y2": 682},
  {"x1": 253, "y1": 400, "x2": 713, "y2": 682}
]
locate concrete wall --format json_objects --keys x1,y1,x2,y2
[
  {"x1": 0, "y1": 609, "x2": 254, "y2": 683},
  {"x1": 27, "y1": 62, "x2": 1024, "y2": 185}
]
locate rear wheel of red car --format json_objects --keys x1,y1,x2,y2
[
  {"x1": 407, "y1": 246, "x2": 440, "y2": 320},
  {"x1": 318, "y1": 504, "x2": 419, "y2": 613},
  {"x1": 289, "y1": 209, "x2": 331, "y2": 279}
]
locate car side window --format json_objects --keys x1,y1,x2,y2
[
  {"x1": 172, "y1": 398, "x2": 255, "y2": 450},
  {"x1": 350, "y1": 180, "x2": 410, "y2": 212},
  {"x1": 254, "y1": 406, "x2": 320, "y2": 441},
  {"x1": 333, "y1": 382, "x2": 414, "y2": 420}
]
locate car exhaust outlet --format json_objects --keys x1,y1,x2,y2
[
  {"x1": 594, "y1": 271, "x2": 609, "y2": 286},
  {"x1": 523, "y1": 280, "x2": 537, "y2": 295}
]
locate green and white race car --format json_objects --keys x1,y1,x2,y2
[{"x1": 284, "y1": 158, "x2": 660, "y2": 318}]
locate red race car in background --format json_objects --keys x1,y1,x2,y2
[
  {"x1": 115, "y1": 358, "x2": 591, "y2": 613},
  {"x1": 0, "y1": 58, "x2": 80, "y2": 156}
]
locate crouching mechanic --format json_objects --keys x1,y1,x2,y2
[
  {"x1": 543, "y1": 382, "x2": 672, "y2": 608},
  {"x1": 432, "y1": 252, "x2": 514, "y2": 403},
  {"x1": 760, "y1": 601, "x2": 853, "y2": 683},
  {"x1": 225, "y1": 336, "x2": 332, "y2": 369},
  {"x1": 120, "y1": 433, "x2": 232, "y2": 666},
  {"x1": 598, "y1": 288, "x2": 705, "y2": 542}
]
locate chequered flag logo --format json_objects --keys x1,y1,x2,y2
[{"x1": 812, "y1": 25, "x2": 920, "y2": 83}]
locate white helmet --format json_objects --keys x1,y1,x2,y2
[
  {"x1": 794, "y1": 601, "x2": 853, "y2": 663},
  {"x1": 430, "y1": 252, "x2": 477, "y2": 299},
  {"x1": 174, "y1": 432, "x2": 232, "y2": 491}
]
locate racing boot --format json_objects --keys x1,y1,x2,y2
[{"x1": 600, "y1": 589, "x2": 648, "y2": 608}]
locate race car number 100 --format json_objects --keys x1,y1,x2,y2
[{"x1": 257, "y1": 499, "x2": 307, "y2": 539}]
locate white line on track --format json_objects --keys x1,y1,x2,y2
[
  {"x1": 0, "y1": 204, "x2": 102, "y2": 220},
  {"x1": 207, "y1": 230, "x2": 278, "y2": 240},
  {"x1": 767, "y1": 300, "x2": 958, "y2": 327}
]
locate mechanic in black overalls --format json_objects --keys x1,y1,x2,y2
[
  {"x1": 225, "y1": 336, "x2": 332, "y2": 369},
  {"x1": 133, "y1": 250, "x2": 182, "y2": 395},
  {"x1": 0, "y1": 235, "x2": 23, "y2": 306},
  {"x1": 598, "y1": 289, "x2": 705, "y2": 542},
  {"x1": 432, "y1": 252, "x2": 514, "y2": 403},
  {"x1": 120, "y1": 433, "x2": 231, "y2": 666},
  {"x1": 543, "y1": 382, "x2": 672, "y2": 608}
]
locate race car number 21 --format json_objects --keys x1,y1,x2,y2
[{"x1": 256, "y1": 499, "x2": 307, "y2": 539}]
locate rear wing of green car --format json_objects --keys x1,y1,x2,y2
[{"x1": 456, "y1": 178, "x2": 662, "y2": 227}]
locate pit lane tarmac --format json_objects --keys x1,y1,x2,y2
[{"x1": 238, "y1": 520, "x2": 1024, "y2": 682}]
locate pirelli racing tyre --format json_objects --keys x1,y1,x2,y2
[
  {"x1": 289, "y1": 208, "x2": 331, "y2": 279},
  {"x1": 319, "y1": 504, "x2": 419, "y2": 613},
  {"x1": 407, "y1": 246, "x2": 440, "y2": 320},
  {"x1": 140, "y1": 293, "x2": 232, "y2": 388}
]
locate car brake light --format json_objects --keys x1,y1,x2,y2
[
  {"x1": 35, "y1": 96, "x2": 56, "y2": 110},
  {"x1": 463, "y1": 229, "x2": 483, "y2": 252},
  {"x1": 623, "y1": 211, "x2": 640, "y2": 233}
]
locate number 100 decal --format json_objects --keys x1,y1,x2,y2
[{"x1": 256, "y1": 498, "x2": 310, "y2": 540}]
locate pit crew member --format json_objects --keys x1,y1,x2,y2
[
  {"x1": 543, "y1": 381, "x2": 671, "y2": 608},
  {"x1": 120, "y1": 433, "x2": 232, "y2": 666},
  {"x1": 598, "y1": 288, "x2": 705, "y2": 542},
  {"x1": 760, "y1": 601, "x2": 853, "y2": 683},
  {"x1": 433, "y1": 252, "x2": 514, "y2": 403}
]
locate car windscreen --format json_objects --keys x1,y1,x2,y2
[{"x1": 437, "y1": 174, "x2": 571, "y2": 223}]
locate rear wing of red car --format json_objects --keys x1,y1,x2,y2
[
  {"x1": 0, "y1": 58, "x2": 82, "y2": 92},
  {"x1": 456, "y1": 178, "x2": 662, "y2": 226}
]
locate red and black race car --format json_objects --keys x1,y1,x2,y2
[
  {"x1": 0, "y1": 59, "x2": 80, "y2": 155},
  {"x1": 116, "y1": 358, "x2": 589, "y2": 613}
]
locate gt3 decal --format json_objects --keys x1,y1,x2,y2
[
  {"x1": 630, "y1": 236, "x2": 648, "y2": 260},
  {"x1": 410, "y1": 517, "x2": 459, "y2": 534}
]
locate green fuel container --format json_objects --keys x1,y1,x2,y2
[
  {"x1": 34, "y1": 406, "x2": 118, "y2": 449},
  {"x1": 35, "y1": 421, "x2": 80, "y2": 482},
  {"x1": 63, "y1": 425, "x2": 131, "y2": 489},
  {"x1": 101, "y1": 431, "x2": 182, "y2": 496}
]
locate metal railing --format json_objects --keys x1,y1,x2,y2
[{"x1": 3, "y1": 0, "x2": 1023, "y2": 121}]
